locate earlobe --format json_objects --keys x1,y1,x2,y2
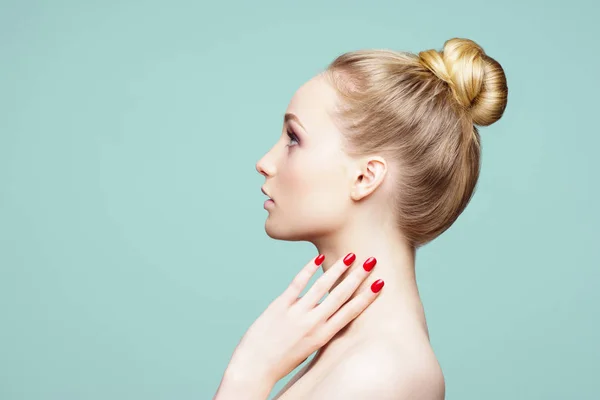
[{"x1": 350, "y1": 157, "x2": 387, "y2": 201}]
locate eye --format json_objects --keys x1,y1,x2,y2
[{"x1": 286, "y1": 130, "x2": 299, "y2": 147}]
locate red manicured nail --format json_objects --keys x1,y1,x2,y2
[
  {"x1": 363, "y1": 257, "x2": 377, "y2": 271},
  {"x1": 315, "y1": 254, "x2": 325, "y2": 266},
  {"x1": 343, "y1": 253, "x2": 356, "y2": 266},
  {"x1": 371, "y1": 279, "x2": 384, "y2": 293}
]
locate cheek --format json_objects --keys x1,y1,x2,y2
[
  {"x1": 264, "y1": 148, "x2": 350, "y2": 240},
  {"x1": 286, "y1": 158, "x2": 348, "y2": 222}
]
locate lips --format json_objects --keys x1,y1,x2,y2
[{"x1": 261, "y1": 187, "x2": 274, "y2": 201}]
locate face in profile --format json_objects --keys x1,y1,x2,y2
[{"x1": 255, "y1": 74, "x2": 357, "y2": 242}]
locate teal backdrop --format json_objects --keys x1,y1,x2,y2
[{"x1": 1, "y1": 0, "x2": 598, "y2": 399}]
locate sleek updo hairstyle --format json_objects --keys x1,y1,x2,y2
[{"x1": 323, "y1": 38, "x2": 508, "y2": 248}]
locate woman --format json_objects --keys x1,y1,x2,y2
[{"x1": 215, "y1": 37, "x2": 508, "y2": 399}]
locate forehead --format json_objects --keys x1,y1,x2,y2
[{"x1": 286, "y1": 74, "x2": 341, "y2": 139}]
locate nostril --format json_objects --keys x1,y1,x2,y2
[{"x1": 256, "y1": 162, "x2": 270, "y2": 177}]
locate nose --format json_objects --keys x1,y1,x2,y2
[{"x1": 256, "y1": 152, "x2": 276, "y2": 177}]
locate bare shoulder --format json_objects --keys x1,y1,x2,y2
[{"x1": 309, "y1": 340, "x2": 445, "y2": 399}]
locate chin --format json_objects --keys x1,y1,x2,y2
[
  {"x1": 264, "y1": 215, "x2": 339, "y2": 243},
  {"x1": 265, "y1": 223, "x2": 302, "y2": 241},
  {"x1": 264, "y1": 218, "x2": 312, "y2": 242}
]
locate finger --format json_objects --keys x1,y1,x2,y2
[
  {"x1": 312, "y1": 257, "x2": 376, "y2": 321},
  {"x1": 296, "y1": 253, "x2": 356, "y2": 310},
  {"x1": 321, "y1": 279, "x2": 384, "y2": 338},
  {"x1": 280, "y1": 254, "x2": 325, "y2": 305}
]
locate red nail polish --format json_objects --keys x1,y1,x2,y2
[
  {"x1": 315, "y1": 254, "x2": 325, "y2": 266},
  {"x1": 363, "y1": 257, "x2": 377, "y2": 271},
  {"x1": 371, "y1": 279, "x2": 384, "y2": 293},
  {"x1": 343, "y1": 253, "x2": 356, "y2": 266}
]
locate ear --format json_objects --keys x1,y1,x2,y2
[{"x1": 350, "y1": 156, "x2": 388, "y2": 201}]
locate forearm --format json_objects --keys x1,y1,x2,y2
[{"x1": 213, "y1": 366, "x2": 275, "y2": 400}]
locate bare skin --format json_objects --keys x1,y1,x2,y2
[
  {"x1": 256, "y1": 73, "x2": 445, "y2": 399},
  {"x1": 271, "y1": 243, "x2": 444, "y2": 399}
]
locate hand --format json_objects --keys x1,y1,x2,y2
[{"x1": 226, "y1": 252, "x2": 384, "y2": 386}]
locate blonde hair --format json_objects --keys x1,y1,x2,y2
[{"x1": 323, "y1": 38, "x2": 508, "y2": 248}]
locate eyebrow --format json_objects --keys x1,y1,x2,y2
[{"x1": 284, "y1": 113, "x2": 306, "y2": 131}]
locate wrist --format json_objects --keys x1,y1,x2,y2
[{"x1": 214, "y1": 366, "x2": 275, "y2": 400}]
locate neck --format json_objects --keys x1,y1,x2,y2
[{"x1": 310, "y1": 216, "x2": 428, "y2": 344}]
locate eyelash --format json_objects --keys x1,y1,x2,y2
[{"x1": 286, "y1": 130, "x2": 299, "y2": 147}]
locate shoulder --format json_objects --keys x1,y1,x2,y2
[{"x1": 310, "y1": 340, "x2": 445, "y2": 399}]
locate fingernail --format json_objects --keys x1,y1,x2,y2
[
  {"x1": 343, "y1": 252, "x2": 356, "y2": 266},
  {"x1": 371, "y1": 279, "x2": 384, "y2": 293},
  {"x1": 315, "y1": 254, "x2": 325, "y2": 266},
  {"x1": 363, "y1": 257, "x2": 377, "y2": 272}
]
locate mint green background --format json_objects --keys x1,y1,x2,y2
[{"x1": 1, "y1": 0, "x2": 598, "y2": 399}]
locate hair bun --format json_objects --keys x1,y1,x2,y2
[{"x1": 418, "y1": 38, "x2": 508, "y2": 126}]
